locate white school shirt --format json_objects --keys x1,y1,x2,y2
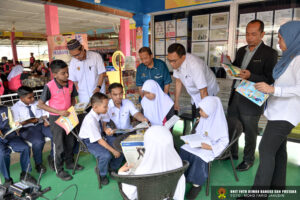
[
  {"x1": 103, "y1": 99, "x2": 139, "y2": 129},
  {"x1": 173, "y1": 53, "x2": 219, "y2": 107},
  {"x1": 69, "y1": 51, "x2": 106, "y2": 103},
  {"x1": 11, "y1": 100, "x2": 46, "y2": 127},
  {"x1": 264, "y1": 55, "x2": 300, "y2": 126},
  {"x1": 79, "y1": 109, "x2": 105, "y2": 143}
]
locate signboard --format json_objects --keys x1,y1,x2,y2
[{"x1": 165, "y1": 0, "x2": 229, "y2": 9}]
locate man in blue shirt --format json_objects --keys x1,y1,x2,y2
[{"x1": 136, "y1": 47, "x2": 172, "y2": 99}]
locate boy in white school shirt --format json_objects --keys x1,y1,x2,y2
[
  {"x1": 79, "y1": 92, "x2": 122, "y2": 185},
  {"x1": 103, "y1": 83, "x2": 148, "y2": 131}
]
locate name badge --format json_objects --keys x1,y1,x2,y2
[{"x1": 253, "y1": 59, "x2": 261, "y2": 63}]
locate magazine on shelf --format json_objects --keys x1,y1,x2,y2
[
  {"x1": 180, "y1": 133, "x2": 211, "y2": 148},
  {"x1": 121, "y1": 133, "x2": 145, "y2": 171},
  {"x1": 55, "y1": 106, "x2": 79, "y2": 135},
  {"x1": 236, "y1": 80, "x2": 269, "y2": 106}
]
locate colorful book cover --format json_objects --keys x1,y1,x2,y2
[
  {"x1": 55, "y1": 106, "x2": 79, "y2": 135},
  {"x1": 221, "y1": 63, "x2": 241, "y2": 80},
  {"x1": 236, "y1": 80, "x2": 269, "y2": 106}
]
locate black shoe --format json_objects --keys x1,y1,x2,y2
[
  {"x1": 186, "y1": 186, "x2": 202, "y2": 200},
  {"x1": 48, "y1": 155, "x2": 55, "y2": 171},
  {"x1": 100, "y1": 176, "x2": 109, "y2": 185},
  {"x1": 236, "y1": 161, "x2": 253, "y2": 171},
  {"x1": 56, "y1": 170, "x2": 73, "y2": 181},
  {"x1": 20, "y1": 172, "x2": 37, "y2": 184},
  {"x1": 66, "y1": 163, "x2": 84, "y2": 171},
  {"x1": 4, "y1": 178, "x2": 13, "y2": 187},
  {"x1": 35, "y1": 164, "x2": 47, "y2": 174}
]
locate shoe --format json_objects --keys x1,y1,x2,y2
[
  {"x1": 100, "y1": 176, "x2": 109, "y2": 185},
  {"x1": 35, "y1": 164, "x2": 47, "y2": 174},
  {"x1": 48, "y1": 155, "x2": 55, "y2": 171},
  {"x1": 66, "y1": 163, "x2": 84, "y2": 171},
  {"x1": 4, "y1": 178, "x2": 13, "y2": 187},
  {"x1": 20, "y1": 172, "x2": 37, "y2": 184},
  {"x1": 56, "y1": 170, "x2": 73, "y2": 181},
  {"x1": 236, "y1": 161, "x2": 253, "y2": 171},
  {"x1": 186, "y1": 186, "x2": 202, "y2": 200}
]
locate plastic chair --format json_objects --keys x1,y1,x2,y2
[
  {"x1": 111, "y1": 160, "x2": 189, "y2": 200},
  {"x1": 205, "y1": 117, "x2": 243, "y2": 196},
  {"x1": 71, "y1": 130, "x2": 102, "y2": 189}
]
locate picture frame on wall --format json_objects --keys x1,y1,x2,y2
[
  {"x1": 192, "y1": 29, "x2": 209, "y2": 41},
  {"x1": 238, "y1": 13, "x2": 255, "y2": 35},
  {"x1": 208, "y1": 41, "x2": 228, "y2": 67},
  {"x1": 294, "y1": 7, "x2": 300, "y2": 20},
  {"x1": 274, "y1": 8, "x2": 293, "y2": 32},
  {"x1": 155, "y1": 39, "x2": 165, "y2": 55},
  {"x1": 192, "y1": 14, "x2": 209, "y2": 29},
  {"x1": 155, "y1": 21, "x2": 165, "y2": 39},
  {"x1": 256, "y1": 11, "x2": 273, "y2": 34},
  {"x1": 210, "y1": 12, "x2": 229, "y2": 29},
  {"x1": 209, "y1": 28, "x2": 228, "y2": 41},
  {"x1": 176, "y1": 18, "x2": 188, "y2": 37},
  {"x1": 191, "y1": 42, "x2": 208, "y2": 64},
  {"x1": 165, "y1": 38, "x2": 176, "y2": 54},
  {"x1": 165, "y1": 20, "x2": 176, "y2": 38}
]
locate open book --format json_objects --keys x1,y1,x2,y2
[
  {"x1": 121, "y1": 134, "x2": 144, "y2": 171},
  {"x1": 55, "y1": 106, "x2": 79, "y2": 135},
  {"x1": 236, "y1": 80, "x2": 269, "y2": 106},
  {"x1": 221, "y1": 63, "x2": 241, "y2": 80},
  {"x1": 180, "y1": 133, "x2": 211, "y2": 148},
  {"x1": 164, "y1": 115, "x2": 180, "y2": 129},
  {"x1": 0, "y1": 124, "x2": 22, "y2": 139},
  {"x1": 114, "y1": 121, "x2": 149, "y2": 134}
]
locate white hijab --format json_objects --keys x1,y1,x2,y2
[
  {"x1": 181, "y1": 96, "x2": 229, "y2": 162},
  {"x1": 141, "y1": 80, "x2": 174, "y2": 125},
  {"x1": 7, "y1": 65, "x2": 23, "y2": 81},
  {"x1": 122, "y1": 126, "x2": 186, "y2": 200}
]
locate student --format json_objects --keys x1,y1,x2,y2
[
  {"x1": 7, "y1": 62, "x2": 23, "y2": 91},
  {"x1": 38, "y1": 59, "x2": 83, "y2": 181},
  {"x1": 141, "y1": 79, "x2": 174, "y2": 126},
  {"x1": 79, "y1": 92, "x2": 122, "y2": 185},
  {"x1": 118, "y1": 126, "x2": 186, "y2": 200},
  {"x1": 0, "y1": 106, "x2": 37, "y2": 186},
  {"x1": 11, "y1": 86, "x2": 54, "y2": 174},
  {"x1": 179, "y1": 96, "x2": 229, "y2": 200},
  {"x1": 103, "y1": 83, "x2": 148, "y2": 131}
]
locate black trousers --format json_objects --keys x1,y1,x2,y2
[
  {"x1": 49, "y1": 115, "x2": 76, "y2": 173},
  {"x1": 227, "y1": 94, "x2": 261, "y2": 163},
  {"x1": 191, "y1": 103, "x2": 200, "y2": 119},
  {"x1": 253, "y1": 120, "x2": 294, "y2": 189}
]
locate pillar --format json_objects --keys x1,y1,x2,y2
[
  {"x1": 119, "y1": 19, "x2": 131, "y2": 56},
  {"x1": 133, "y1": 14, "x2": 151, "y2": 47}
]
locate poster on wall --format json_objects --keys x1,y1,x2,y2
[
  {"x1": 176, "y1": 18, "x2": 188, "y2": 37},
  {"x1": 210, "y1": 12, "x2": 229, "y2": 29},
  {"x1": 176, "y1": 37, "x2": 188, "y2": 51},
  {"x1": 136, "y1": 27, "x2": 143, "y2": 62},
  {"x1": 262, "y1": 34, "x2": 272, "y2": 47},
  {"x1": 238, "y1": 13, "x2": 255, "y2": 35},
  {"x1": 237, "y1": 35, "x2": 247, "y2": 49},
  {"x1": 192, "y1": 15, "x2": 209, "y2": 29},
  {"x1": 294, "y1": 8, "x2": 300, "y2": 20},
  {"x1": 166, "y1": 20, "x2": 176, "y2": 38},
  {"x1": 192, "y1": 29, "x2": 209, "y2": 41},
  {"x1": 210, "y1": 28, "x2": 228, "y2": 41},
  {"x1": 165, "y1": 0, "x2": 225, "y2": 9},
  {"x1": 47, "y1": 34, "x2": 88, "y2": 64},
  {"x1": 274, "y1": 8, "x2": 293, "y2": 32},
  {"x1": 155, "y1": 21, "x2": 165, "y2": 38},
  {"x1": 191, "y1": 42, "x2": 208, "y2": 64},
  {"x1": 155, "y1": 39, "x2": 165, "y2": 55},
  {"x1": 208, "y1": 41, "x2": 227, "y2": 67},
  {"x1": 257, "y1": 11, "x2": 273, "y2": 34},
  {"x1": 165, "y1": 38, "x2": 176, "y2": 54}
]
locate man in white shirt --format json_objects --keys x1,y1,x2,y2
[
  {"x1": 167, "y1": 43, "x2": 219, "y2": 118},
  {"x1": 67, "y1": 39, "x2": 106, "y2": 103},
  {"x1": 103, "y1": 83, "x2": 148, "y2": 130}
]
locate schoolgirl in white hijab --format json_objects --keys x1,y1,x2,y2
[
  {"x1": 141, "y1": 80, "x2": 174, "y2": 125},
  {"x1": 180, "y1": 96, "x2": 229, "y2": 200},
  {"x1": 118, "y1": 126, "x2": 186, "y2": 200}
]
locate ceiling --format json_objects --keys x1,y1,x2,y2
[{"x1": 0, "y1": 0, "x2": 134, "y2": 34}]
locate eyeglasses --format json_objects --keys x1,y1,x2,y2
[
  {"x1": 167, "y1": 58, "x2": 180, "y2": 64},
  {"x1": 71, "y1": 46, "x2": 84, "y2": 58}
]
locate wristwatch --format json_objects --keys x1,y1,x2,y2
[{"x1": 97, "y1": 85, "x2": 101, "y2": 90}]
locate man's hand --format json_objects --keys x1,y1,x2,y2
[
  {"x1": 58, "y1": 110, "x2": 70, "y2": 117},
  {"x1": 201, "y1": 143, "x2": 212, "y2": 150},
  {"x1": 112, "y1": 150, "x2": 121, "y2": 158},
  {"x1": 255, "y1": 82, "x2": 275, "y2": 94},
  {"x1": 142, "y1": 117, "x2": 149, "y2": 123},
  {"x1": 239, "y1": 69, "x2": 251, "y2": 79},
  {"x1": 105, "y1": 128, "x2": 115, "y2": 136}
]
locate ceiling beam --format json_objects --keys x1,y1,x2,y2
[{"x1": 41, "y1": 0, "x2": 134, "y2": 18}]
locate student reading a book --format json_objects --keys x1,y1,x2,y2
[
  {"x1": 79, "y1": 92, "x2": 123, "y2": 185},
  {"x1": 179, "y1": 96, "x2": 229, "y2": 200},
  {"x1": 227, "y1": 20, "x2": 278, "y2": 172},
  {"x1": 38, "y1": 60, "x2": 83, "y2": 181},
  {"x1": 141, "y1": 80, "x2": 174, "y2": 126},
  {"x1": 11, "y1": 86, "x2": 54, "y2": 174},
  {"x1": 252, "y1": 21, "x2": 300, "y2": 191},
  {"x1": 102, "y1": 83, "x2": 148, "y2": 131},
  {"x1": 0, "y1": 106, "x2": 37, "y2": 186},
  {"x1": 118, "y1": 126, "x2": 185, "y2": 200}
]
